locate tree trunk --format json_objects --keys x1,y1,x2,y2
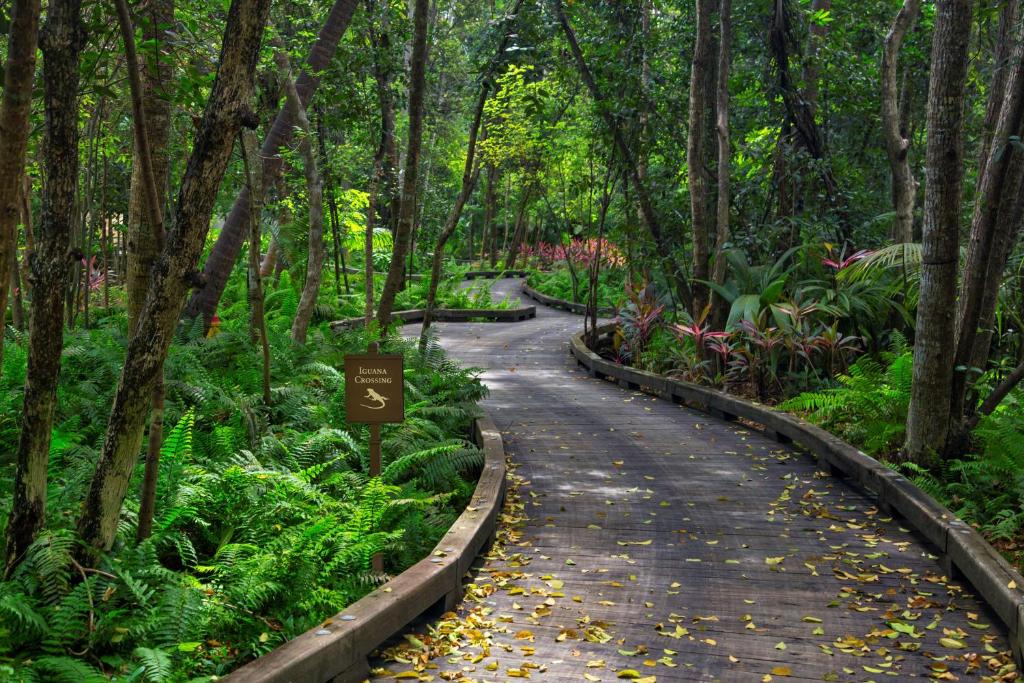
[
  {"x1": 881, "y1": 0, "x2": 921, "y2": 245},
  {"x1": 123, "y1": 0, "x2": 171, "y2": 329},
  {"x1": 240, "y1": 129, "x2": 272, "y2": 404},
  {"x1": 77, "y1": 0, "x2": 270, "y2": 558},
  {"x1": 368, "y1": 0, "x2": 400, "y2": 237},
  {"x1": 118, "y1": 0, "x2": 174, "y2": 545},
  {"x1": 4, "y1": 0, "x2": 82, "y2": 577},
  {"x1": 317, "y1": 108, "x2": 349, "y2": 295},
  {"x1": 376, "y1": 0, "x2": 430, "y2": 329},
  {"x1": 552, "y1": 0, "x2": 694, "y2": 312},
  {"x1": 688, "y1": 0, "x2": 715, "y2": 315},
  {"x1": 949, "y1": 15, "x2": 1024, "y2": 429},
  {"x1": 710, "y1": 0, "x2": 732, "y2": 330},
  {"x1": 279, "y1": 52, "x2": 326, "y2": 345},
  {"x1": 420, "y1": 73, "x2": 498, "y2": 346},
  {"x1": 803, "y1": 0, "x2": 831, "y2": 116},
  {"x1": 483, "y1": 164, "x2": 498, "y2": 266},
  {"x1": 9, "y1": 243, "x2": 25, "y2": 330},
  {"x1": 504, "y1": 186, "x2": 533, "y2": 271},
  {"x1": 183, "y1": 0, "x2": 359, "y2": 327},
  {"x1": 904, "y1": 0, "x2": 973, "y2": 464},
  {"x1": 0, "y1": 0, "x2": 40, "y2": 380}
]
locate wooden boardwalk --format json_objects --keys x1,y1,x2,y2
[{"x1": 379, "y1": 279, "x2": 1014, "y2": 682}]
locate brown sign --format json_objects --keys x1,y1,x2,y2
[{"x1": 344, "y1": 353, "x2": 405, "y2": 424}]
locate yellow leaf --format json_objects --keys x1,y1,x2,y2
[
  {"x1": 394, "y1": 673, "x2": 421, "y2": 679},
  {"x1": 584, "y1": 675, "x2": 600, "y2": 682},
  {"x1": 770, "y1": 666, "x2": 792, "y2": 677},
  {"x1": 617, "y1": 670, "x2": 642, "y2": 679}
]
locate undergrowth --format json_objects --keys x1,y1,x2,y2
[{"x1": 0, "y1": 273, "x2": 488, "y2": 681}]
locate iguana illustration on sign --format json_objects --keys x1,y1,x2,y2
[{"x1": 344, "y1": 350, "x2": 404, "y2": 424}]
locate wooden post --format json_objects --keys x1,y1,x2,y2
[{"x1": 366, "y1": 341, "x2": 385, "y2": 573}]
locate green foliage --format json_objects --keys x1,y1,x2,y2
[
  {"x1": 781, "y1": 336, "x2": 911, "y2": 455},
  {"x1": 0, "y1": 269, "x2": 488, "y2": 680}
]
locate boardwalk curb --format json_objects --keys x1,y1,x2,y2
[
  {"x1": 569, "y1": 322, "x2": 1024, "y2": 665},
  {"x1": 223, "y1": 415, "x2": 507, "y2": 683},
  {"x1": 329, "y1": 305, "x2": 536, "y2": 333},
  {"x1": 520, "y1": 282, "x2": 616, "y2": 316},
  {"x1": 464, "y1": 269, "x2": 530, "y2": 280}
]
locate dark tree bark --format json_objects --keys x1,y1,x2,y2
[
  {"x1": 688, "y1": 0, "x2": 716, "y2": 314},
  {"x1": 240, "y1": 129, "x2": 272, "y2": 405},
  {"x1": 504, "y1": 186, "x2": 533, "y2": 270},
  {"x1": 376, "y1": 0, "x2": 430, "y2": 328},
  {"x1": 277, "y1": 51, "x2": 326, "y2": 345},
  {"x1": 552, "y1": 0, "x2": 693, "y2": 312},
  {"x1": 0, "y1": 0, "x2": 40, "y2": 379},
  {"x1": 904, "y1": 0, "x2": 973, "y2": 464},
  {"x1": 881, "y1": 0, "x2": 921, "y2": 244},
  {"x1": 710, "y1": 0, "x2": 732, "y2": 329},
  {"x1": 183, "y1": 0, "x2": 359, "y2": 327},
  {"x1": 4, "y1": 0, "x2": 83, "y2": 577},
  {"x1": 483, "y1": 163, "x2": 498, "y2": 266},
  {"x1": 368, "y1": 0, "x2": 401, "y2": 236},
  {"x1": 119, "y1": 0, "x2": 174, "y2": 545},
  {"x1": 77, "y1": 0, "x2": 271, "y2": 558}
]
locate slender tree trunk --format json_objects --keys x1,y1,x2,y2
[
  {"x1": 4, "y1": 0, "x2": 83, "y2": 577},
  {"x1": 0, "y1": 0, "x2": 40, "y2": 379},
  {"x1": 552, "y1": 0, "x2": 694, "y2": 312},
  {"x1": 9, "y1": 243, "x2": 25, "y2": 330},
  {"x1": 688, "y1": 0, "x2": 715, "y2": 315},
  {"x1": 77, "y1": 0, "x2": 270, "y2": 558},
  {"x1": 949, "y1": 15, "x2": 1024, "y2": 430},
  {"x1": 119, "y1": 0, "x2": 174, "y2": 544},
  {"x1": 184, "y1": 0, "x2": 359, "y2": 327},
  {"x1": 803, "y1": 0, "x2": 831, "y2": 116},
  {"x1": 240, "y1": 130, "x2": 272, "y2": 404},
  {"x1": 277, "y1": 53, "x2": 326, "y2": 345},
  {"x1": 419, "y1": 85, "x2": 491, "y2": 346},
  {"x1": 904, "y1": 0, "x2": 973, "y2": 464},
  {"x1": 377, "y1": 0, "x2": 430, "y2": 328},
  {"x1": 368, "y1": 0, "x2": 401, "y2": 237},
  {"x1": 504, "y1": 186, "x2": 533, "y2": 270},
  {"x1": 710, "y1": 0, "x2": 732, "y2": 330},
  {"x1": 881, "y1": 0, "x2": 921, "y2": 244},
  {"x1": 316, "y1": 109, "x2": 349, "y2": 295},
  {"x1": 482, "y1": 163, "x2": 497, "y2": 265}
]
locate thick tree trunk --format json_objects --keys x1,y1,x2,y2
[
  {"x1": 183, "y1": 0, "x2": 359, "y2": 327},
  {"x1": 77, "y1": 0, "x2": 270, "y2": 558},
  {"x1": 904, "y1": 0, "x2": 973, "y2": 464},
  {"x1": 376, "y1": 0, "x2": 430, "y2": 329},
  {"x1": 552, "y1": 0, "x2": 693, "y2": 312},
  {"x1": 881, "y1": 0, "x2": 921, "y2": 244},
  {"x1": 0, "y1": 0, "x2": 40, "y2": 379},
  {"x1": 4, "y1": 0, "x2": 83, "y2": 577},
  {"x1": 278, "y1": 52, "x2": 327, "y2": 345},
  {"x1": 688, "y1": 0, "x2": 715, "y2": 315},
  {"x1": 710, "y1": 0, "x2": 732, "y2": 330}
]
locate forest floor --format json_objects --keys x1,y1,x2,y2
[{"x1": 369, "y1": 279, "x2": 1015, "y2": 682}]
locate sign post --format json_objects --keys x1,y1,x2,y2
[{"x1": 344, "y1": 341, "x2": 405, "y2": 572}]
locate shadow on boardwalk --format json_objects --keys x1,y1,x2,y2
[{"x1": 378, "y1": 279, "x2": 1014, "y2": 682}]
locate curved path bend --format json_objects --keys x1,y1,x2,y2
[{"x1": 379, "y1": 278, "x2": 1013, "y2": 682}]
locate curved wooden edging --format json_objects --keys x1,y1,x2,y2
[
  {"x1": 464, "y1": 269, "x2": 530, "y2": 280},
  {"x1": 224, "y1": 415, "x2": 507, "y2": 683},
  {"x1": 569, "y1": 322, "x2": 1024, "y2": 664},
  {"x1": 329, "y1": 305, "x2": 536, "y2": 333},
  {"x1": 521, "y1": 281, "x2": 616, "y2": 316}
]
